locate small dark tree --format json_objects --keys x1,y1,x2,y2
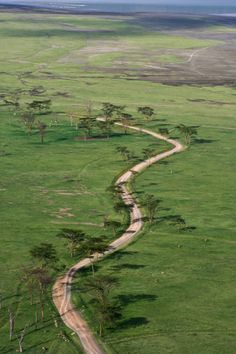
[
  {"x1": 20, "y1": 109, "x2": 35, "y2": 135},
  {"x1": 79, "y1": 237, "x2": 110, "y2": 276},
  {"x1": 176, "y1": 124, "x2": 198, "y2": 145},
  {"x1": 31, "y1": 267, "x2": 52, "y2": 320},
  {"x1": 118, "y1": 112, "x2": 133, "y2": 134},
  {"x1": 57, "y1": 229, "x2": 86, "y2": 257},
  {"x1": 142, "y1": 147, "x2": 155, "y2": 161},
  {"x1": 116, "y1": 146, "x2": 131, "y2": 161},
  {"x1": 85, "y1": 275, "x2": 121, "y2": 336},
  {"x1": 137, "y1": 106, "x2": 154, "y2": 120},
  {"x1": 158, "y1": 127, "x2": 169, "y2": 136},
  {"x1": 101, "y1": 103, "x2": 116, "y2": 120},
  {"x1": 37, "y1": 121, "x2": 47, "y2": 144},
  {"x1": 97, "y1": 119, "x2": 114, "y2": 139},
  {"x1": 142, "y1": 194, "x2": 161, "y2": 223},
  {"x1": 30, "y1": 243, "x2": 58, "y2": 269},
  {"x1": 103, "y1": 219, "x2": 122, "y2": 237}
]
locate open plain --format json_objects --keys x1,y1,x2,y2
[{"x1": 0, "y1": 7, "x2": 235, "y2": 354}]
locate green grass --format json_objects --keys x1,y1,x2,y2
[{"x1": 0, "y1": 10, "x2": 235, "y2": 354}]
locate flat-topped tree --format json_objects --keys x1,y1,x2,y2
[
  {"x1": 30, "y1": 243, "x2": 58, "y2": 269},
  {"x1": 78, "y1": 237, "x2": 110, "y2": 276},
  {"x1": 101, "y1": 102, "x2": 117, "y2": 121},
  {"x1": 176, "y1": 124, "x2": 198, "y2": 145},
  {"x1": 57, "y1": 229, "x2": 87, "y2": 257},
  {"x1": 137, "y1": 106, "x2": 155, "y2": 120}
]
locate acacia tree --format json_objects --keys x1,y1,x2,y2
[
  {"x1": 30, "y1": 243, "x2": 58, "y2": 269},
  {"x1": 113, "y1": 201, "x2": 130, "y2": 222},
  {"x1": 79, "y1": 116, "x2": 97, "y2": 139},
  {"x1": 78, "y1": 237, "x2": 110, "y2": 276},
  {"x1": 85, "y1": 275, "x2": 121, "y2": 336},
  {"x1": 158, "y1": 127, "x2": 170, "y2": 136},
  {"x1": 20, "y1": 109, "x2": 35, "y2": 135},
  {"x1": 97, "y1": 119, "x2": 114, "y2": 139},
  {"x1": 142, "y1": 194, "x2": 161, "y2": 223},
  {"x1": 137, "y1": 106, "x2": 154, "y2": 120},
  {"x1": 101, "y1": 103, "x2": 116, "y2": 121},
  {"x1": 57, "y1": 229, "x2": 86, "y2": 257},
  {"x1": 103, "y1": 219, "x2": 121, "y2": 237},
  {"x1": 78, "y1": 101, "x2": 97, "y2": 139},
  {"x1": 176, "y1": 124, "x2": 198, "y2": 145},
  {"x1": 142, "y1": 147, "x2": 155, "y2": 162},
  {"x1": 116, "y1": 146, "x2": 131, "y2": 162},
  {"x1": 119, "y1": 113, "x2": 133, "y2": 134},
  {"x1": 21, "y1": 267, "x2": 38, "y2": 305},
  {"x1": 37, "y1": 121, "x2": 47, "y2": 144},
  {"x1": 31, "y1": 267, "x2": 52, "y2": 320}
]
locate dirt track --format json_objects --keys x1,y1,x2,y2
[{"x1": 52, "y1": 123, "x2": 184, "y2": 354}]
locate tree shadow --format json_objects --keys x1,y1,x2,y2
[
  {"x1": 193, "y1": 138, "x2": 217, "y2": 144},
  {"x1": 116, "y1": 294, "x2": 157, "y2": 306},
  {"x1": 118, "y1": 316, "x2": 149, "y2": 330},
  {"x1": 111, "y1": 250, "x2": 138, "y2": 261},
  {"x1": 111, "y1": 263, "x2": 146, "y2": 271}
]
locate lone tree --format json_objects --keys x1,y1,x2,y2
[
  {"x1": 30, "y1": 242, "x2": 58, "y2": 269},
  {"x1": 57, "y1": 229, "x2": 86, "y2": 257},
  {"x1": 176, "y1": 124, "x2": 198, "y2": 145},
  {"x1": 137, "y1": 106, "x2": 154, "y2": 120},
  {"x1": 37, "y1": 121, "x2": 47, "y2": 144},
  {"x1": 142, "y1": 194, "x2": 161, "y2": 223}
]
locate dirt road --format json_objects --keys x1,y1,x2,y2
[{"x1": 52, "y1": 123, "x2": 184, "y2": 354}]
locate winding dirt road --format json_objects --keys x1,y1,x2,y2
[{"x1": 52, "y1": 123, "x2": 184, "y2": 354}]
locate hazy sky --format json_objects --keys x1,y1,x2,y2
[{"x1": 1, "y1": 0, "x2": 236, "y2": 5}]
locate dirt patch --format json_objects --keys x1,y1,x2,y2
[{"x1": 51, "y1": 207, "x2": 75, "y2": 218}]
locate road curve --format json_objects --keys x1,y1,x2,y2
[{"x1": 52, "y1": 123, "x2": 184, "y2": 354}]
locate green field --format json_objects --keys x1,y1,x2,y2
[{"x1": 0, "y1": 11, "x2": 235, "y2": 354}]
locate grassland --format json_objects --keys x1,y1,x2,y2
[{"x1": 0, "y1": 10, "x2": 235, "y2": 354}]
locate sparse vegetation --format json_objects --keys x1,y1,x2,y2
[{"x1": 0, "y1": 8, "x2": 235, "y2": 354}]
